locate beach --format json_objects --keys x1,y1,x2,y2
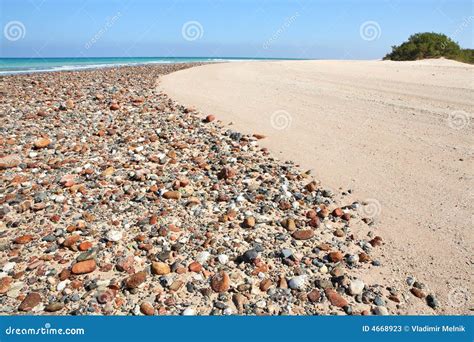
[
  {"x1": 161, "y1": 59, "x2": 474, "y2": 314},
  {"x1": 0, "y1": 60, "x2": 471, "y2": 316}
]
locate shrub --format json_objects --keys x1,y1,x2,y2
[{"x1": 383, "y1": 32, "x2": 472, "y2": 64}]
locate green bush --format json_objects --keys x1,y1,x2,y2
[{"x1": 383, "y1": 32, "x2": 473, "y2": 64}]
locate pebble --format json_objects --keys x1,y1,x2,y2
[
  {"x1": 18, "y1": 292, "x2": 42, "y2": 311},
  {"x1": 71, "y1": 259, "x2": 97, "y2": 274},
  {"x1": 211, "y1": 271, "x2": 230, "y2": 293},
  {"x1": 106, "y1": 230, "x2": 123, "y2": 242},
  {"x1": 151, "y1": 262, "x2": 171, "y2": 275},
  {"x1": 125, "y1": 271, "x2": 147, "y2": 289},
  {"x1": 182, "y1": 308, "x2": 196, "y2": 316},
  {"x1": 349, "y1": 279, "x2": 365, "y2": 295},
  {"x1": 140, "y1": 302, "x2": 155, "y2": 315},
  {"x1": 288, "y1": 275, "x2": 306, "y2": 290},
  {"x1": 292, "y1": 230, "x2": 314, "y2": 240},
  {"x1": 325, "y1": 289, "x2": 348, "y2": 308}
]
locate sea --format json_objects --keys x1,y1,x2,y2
[{"x1": 0, "y1": 57, "x2": 293, "y2": 75}]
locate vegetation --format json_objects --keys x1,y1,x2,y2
[{"x1": 383, "y1": 32, "x2": 473, "y2": 64}]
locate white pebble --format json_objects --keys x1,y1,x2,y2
[
  {"x1": 106, "y1": 230, "x2": 123, "y2": 242},
  {"x1": 217, "y1": 254, "x2": 229, "y2": 265},
  {"x1": 182, "y1": 308, "x2": 196, "y2": 316}
]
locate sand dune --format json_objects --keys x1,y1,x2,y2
[{"x1": 161, "y1": 59, "x2": 474, "y2": 314}]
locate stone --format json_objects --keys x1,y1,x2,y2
[
  {"x1": 328, "y1": 251, "x2": 344, "y2": 262},
  {"x1": 242, "y1": 216, "x2": 256, "y2": 228},
  {"x1": 204, "y1": 115, "x2": 215, "y2": 122},
  {"x1": 426, "y1": 294, "x2": 439, "y2": 309},
  {"x1": 349, "y1": 279, "x2": 365, "y2": 295},
  {"x1": 218, "y1": 167, "x2": 236, "y2": 180},
  {"x1": 106, "y1": 230, "x2": 123, "y2": 242},
  {"x1": 163, "y1": 191, "x2": 181, "y2": 200},
  {"x1": 0, "y1": 154, "x2": 21, "y2": 169},
  {"x1": 78, "y1": 241, "x2": 93, "y2": 251},
  {"x1": 211, "y1": 271, "x2": 230, "y2": 292},
  {"x1": 281, "y1": 218, "x2": 296, "y2": 231},
  {"x1": 18, "y1": 292, "x2": 42, "y2": 311},
  {"x1": 325, "y1": 288, "x2": 348, "y2": 308},
  {"x1": 332, "y1": 208, "x2": 343, "y2": 217},
  {"x1": 0, "y1": 276, "x2": 12, "y2": 294},
  {"x1": 140, "y1": 302, "x2": 155, "y2": 315},
  {"x1": 14, "y1": 234, "x2": 34, "y2": 244},
  {"x1": 307, "y1": 289, "x2": 321, "y2": 302},
  {"x1": 410, "y1": 287, "x2": 426, "y2": 298},
  {"x1": 242, "y1": 249, "x2": 258, "y2": 263},
  {"x1": 45, "y1": 302, "x2": 64, "y2": 312},
  {"x1": 292, "y1": 230, "x2": 314, "y2": 240},
  {"x1": 260, "y1": 278, "x2": 272, "y2": 292},
  {"x1": 110, "y1": 103, "x2": 120, "y2": 110},
  {"x1": 151, "y1": 262, "x2": 170, "y2": 275},
  {"x1": 188, "y1": 261, "x2": 203, "y2": 273},
  {"x1": 182, "y1": 308, "x2": 196, "y2": 315},
  {"x1": 373, "y1": 306, "x2": 389, "y2": 315},
  {"x1": 125, "y1": 271, "x2": 147, "y2": 289},
  {"x1": 288, "y1": 275, "x2": 306, "y2": 290},
  {"x1": 34, "y1": 137, "x2": 51, "y2": 149},
  {"x1": 71, "y1": 259, "x2": 97, "y2": 274}
]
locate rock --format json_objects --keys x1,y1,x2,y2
[
  {"x1": 325, "y1": 288, "x2": 348, "y2": 308},
  {"x1": 0, "y1": 154, "x2": 21, "y2": 169},
  {"x1": 97, "y1": 290, "x2": 115, "y2": 304},
  {"x1": 281, "y1": 218, "x2": 296, "y2": 231},
  {"x1": 182, "y1": 308, "x2": 196, "y2": 316},
  {"x1": 204, "y1": 115, "x2": 215, "y2": 122},
  {"x1": 260, "y1": 278, "x2": 272, "y2": 292},
  {"x1": 196, "y1": 251, "x2": 210, "y2": 264},
  {"x1": 307, "y1": 289, "x2": 321, "y2": 302},
  {"x1": 292, "y1": 229, "x2": 314, "y2": 240},
  {"x1": 288, "y1": 276, "x2": 306, "y2": 290},
  {"x1": 110, "y1": 103, "x2": 120, "y2": 110},
  {"x1": 71, "y1": 259, "x2": 97, "y2": 274},
  {"x1": 188, "y1": 261, "x2": 203, "y2": 273},
  {"x1": 217, "y1": 254, "x2": 229, "y2": 264},
  {"x1": 373, "y1": 306, "x2": 389, "y2": 315},
  {"x1": 151, "y1": 262, "x2": 170, "y2": 275},
  {"x1": 106, "y1": 230, "x2": 123, "y2": 242},
  {"x1": 332, "y1": 208, "x2": 343, "y2": 217},
  {"x1": 125, "y1": 271, "x2": 147, "y2": 289},
  {"x1": 426, "y1": 294, "x2": 439, "y2": 309},
  {"x1": 163, "y1": 191, "x2": 181, "y2": 200},
  {"x1": 45, "y1": 302, "x2": 64, "y2": 312},
  {"x1": 211, "y1": 271, "x2": 230, "y2": 292},
  {"x1": 34, "y1": 137, "x2": 51, "y2": 149},
  {"x1": 218, "y1": 166, "x2": 236, "y2": 180},
  {"x1": 349, "y1": 279, "x2": 365, "y2": 295},
  {"x1": 78, "y1": 241, "x2": 93, "y2": 251},
  {"x1": 243, "y1": 216, "x2": 256, "y2": 228},
  {"x1": 18, "y1": 292, "x2": 42, "y2": 311},
  {"x1": 14, "y1": 234, "x2": 34, "y2": 244},
  {"x1": 410, "y1": 287, "x2": 426, "y2": 298},
  {"x1": 140, "y1": 302, "x2": 154, "y2": 315},
  {"x1": 0, "y1": 276, "x2": 12, "y2": 294},
  {"x1": 233, "y1": 293, "x2": 247, "y2": 313},
  {"x1": 242, "y1": 249, "x2": 258, "y2": 263},
  {"x1": 328, "y1": 251, "x2": 344, "y2": 262}
]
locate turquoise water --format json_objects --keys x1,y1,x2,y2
[{"x1": 0, "y1": 57, "x2": 295, "y2": 75}]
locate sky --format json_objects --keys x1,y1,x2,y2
[{"x1": 0, "y1": 0, "x2": 472, "y2": 59}]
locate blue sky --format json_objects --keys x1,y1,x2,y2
[{"x1": 0, "y1": 0, "x2": 472, "y2": 59}]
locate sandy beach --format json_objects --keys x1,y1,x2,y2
[
  {"x1": 0, "y1": 60, "x2": 471, "y2": 316},
  {"x1": 161, "y1": 59, "x2": 474, "y2": 314}
]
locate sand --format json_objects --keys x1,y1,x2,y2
[{"x1": 160, "y1": 59, "x2": 474, "y2": 314}]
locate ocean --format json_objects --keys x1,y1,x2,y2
[{"x1": 0, "y1": 57, "x2": 291, "y2": 75}]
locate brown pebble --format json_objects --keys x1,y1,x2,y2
[
  {"x1": 211, "y1": 271, "x2": 230, "y2": 292},
  {"x1": 292, "y1": 229, "x2": 314, "y2": 240},
  {"x1": 18, "y1": 292, "x2": 42, "y2": 311},
  {"x1": 71, "y1": 259, "x2": 96, "y2": 274}
]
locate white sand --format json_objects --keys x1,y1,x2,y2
[{"x1": 160, "y1": 59, "x2": 473, "y2": 314}]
